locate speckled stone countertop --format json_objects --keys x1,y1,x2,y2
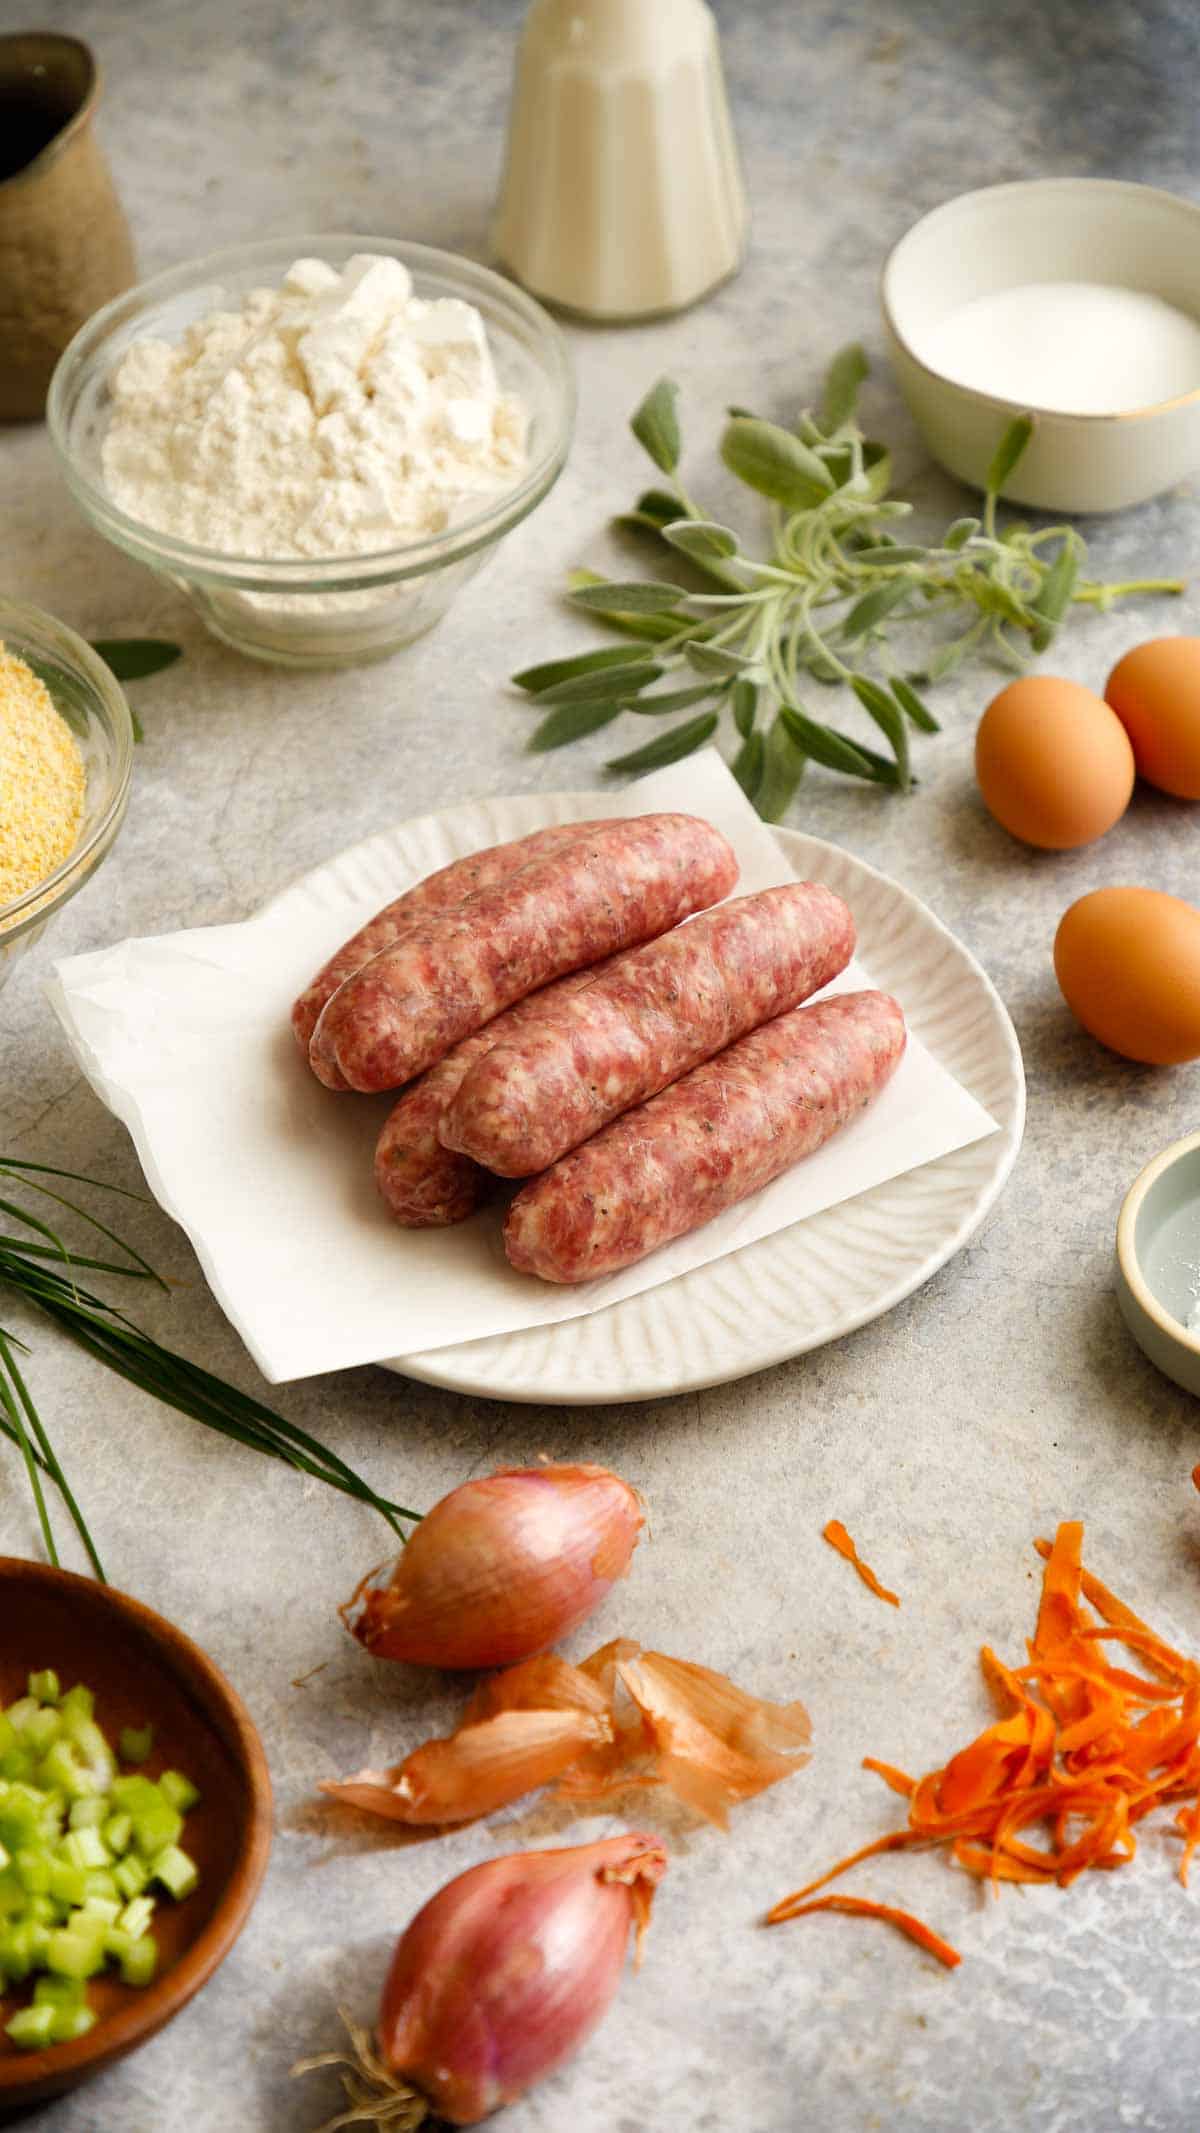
[{"x1": 4, "y1": 3, "x2": 1200, "y2": 2128}]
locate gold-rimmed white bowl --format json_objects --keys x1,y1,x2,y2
[
  {"x1": 0, "y1": 598, "x2": 134, "y2": 993},
  {"x1": 881, "y1": 179, "x2": 1200, "y2": 514},
  {"x1": 1116, "y1": 1131, "x2": 1200, "y2": 1397}
]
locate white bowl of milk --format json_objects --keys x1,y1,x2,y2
[{"x1": 881, "y1": 179, "x2": 1200, "y2": 514}]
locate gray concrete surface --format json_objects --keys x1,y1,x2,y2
[{"x1": 3, "y1": 2, "x2": 1200, "y2": 2127}]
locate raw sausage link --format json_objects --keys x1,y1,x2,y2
[
  {"x1": 439, "y1": 883, "x2": 856, "y2": 1177},
  {"x1": 375, "y1": 967, "x2": 607, "y2": 1226},
  {"x1": 504, "y1": 989, "x2": 906, "y2": 1284},
  {"x1": 313, "y1": 813, "x2": 739, "y2": 1094},
  {"x1": 291, "y1": 821, "x2": 599, "y2": 1072}
]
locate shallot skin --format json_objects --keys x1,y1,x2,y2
[
  {"x1": 345, "y1": 1464, "x2": 644, "y2": 1670},
  {"x1": 379, "y1": 1834, "x2": 667, "y2": 2125}
]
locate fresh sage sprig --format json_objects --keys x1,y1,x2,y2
[
  {"x1": 512, "y1": 352, "x2": 1184, "y2": 819},
  {"x1": 0, "y1": 1157, "x2": 419, "y2": 1577}
]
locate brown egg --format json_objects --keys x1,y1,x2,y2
[
  {"x1": 1054, "y1": 887, "x2": 1200, "y2": 1064},
  {"x1": 1105, "y1": 636, "x2": 1200, "y2": 799},
  {"x1": 975, "y1": 676, "x2": 1135, "y2": 849}
]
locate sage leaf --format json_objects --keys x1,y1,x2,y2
[
  {"x1": 570, "y1": 579, "x2": 690, "y2": 615},
  {"x1": 851, "y1": 676, "x2": 911, "y2": 793},
  {"x1": 684, "y1": 641, "x2": 754, "y2": 678},
  {"x1": 606, "y1": 712, "x2": 719, "y2": 774},
  {"x1": 90, "y1": 639, "x2": 181, "y2": 681},
  {"x1": 985, "y1": 416, "x2": 1034, "y2": 499},
  {"x1": 943, "y1": 517, "x2": 981, "y2": 551},
  {"x1": 630, "y1": 379, "x2": 682, "y2": 474},
  {"x1": 528, "y1": 700, "x2": 621, "y2": 752},
  {"x1": 891, "y1": 676, "x2": 941, "y2": 734},
  {"x1": 660, "y1": 519, "x2": 739, "y2": 564},
  {"x1": 821, "y1": 343, "x2": 869, "y2": 434},
  {"x1": 1029, "y1": 540, "x2": 1079, "y2": 650},
  {"x1": 721, "y1": 417, "x2": 836, "y2": 509},
  {"x1": 564, "y1": 573, "x2": 683, "y2": 641},
  {"x1": 513, "y1": 645, "x2": 653, "y2": 694},
  {"x1": 755, "y1": 712, "x2": 808, "y2": 821},
  {"x1": 533, "y1": 661, "x2": 663, "y2": 705},
  {"x1": 628, "y1": 683, "x2": 721, "y2": 715},
  {"x1": 779, "y1": 703, "x2": 896, "y2": 785},
  {"x1": 840, "y1": 580, "x2": 913, "y2": 641},
  {"x1": 732, "y1": 679, "x2": 758, "y2": 739},
  {"x1": 731, "y1": 729, "x2": 764, "y2": 804},
  {"x1": 634, "y1": 488, "x2": 682, "y2": 523}
]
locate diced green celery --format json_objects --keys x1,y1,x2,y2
[
  {"x1": 68, "y1": 1796, "x2": 107, "y2": 1832},
  {"x1": 151, "y1": 1845, "x2": 198, "y2": 1901},
  {"x1": 50, "y1": 2004, "x2": 97, "y2": 2043},
  {"x1": 118, "y1": 1726, "x2": 153, "y2": 1766},
  {"x1": 5, "y1": 2002, "x2": 57, "y2": 2049},
  {"x1": 0, "y1": 1714, "x2": 14, "y2": 1757},
  {"x1": 24, "y1": 1709, "x2": 61, "y2": 1756},
  {"x1": 113, "y1": 1853, "x2": 150, "y2": 1900},
  {"x1": 120, "y1": 1936, "x2": 158, "y2": 1989},
  {"x1": 0, "y1": 1870, "x2": 26, "y2": 1918},
  {"x1": 1, "y1": 1747, "x2": 34, "y2": 1782},
  {"x1": 0, "y1": 1840, "x2": 9, "y2": 1872},
  {"x1": 81, "y1": 1869, "x2": 118, "y2": 1904},
  {"x1": 58, "y1": 1716, "x2": 116, "y2": 1792},
  {"x1": 103, "y1": 1925, "x2": 133, "y2": 1963},
  {"x1": 159, "y1": 1770, "x2": 200, "y2": 1814},
  {"x1": 62, "y1": 1826, "x2": 109, "y2": 1871},
  {"x1": 0, "y1": 1923, "x2": 35, "y2": 1981},
  {"x1": 33, "y1": 1972, "x2": 85, "y2": 2009},
  {"x1": 47, "y1": 1858, "x2": 88, "y2": 1908},
  {"x1": 104, "y1": 1811, "x2": 133, "y2": 1856},
  {"x1": 110, "y1": 1775, "x2": 160, "y2": 1813},
  {"x1": 27, "y1": 1893, "x2": 56, "y2": 1926},
  {"x1": 39, "y1": 1739, "x2": 98, "y2": 1801},
  {"x1": 6, "y1": 1698, "x2": 39, "y2": 1733},
  {"x1": 28, "y1": 1670, "x2": 61, "y2": 1706},
  {"x1": 131, "y1": 1803, "x2": 183, "y2": 1861},
  {"x1": 59, "y1": 1686, "x2": 94, "y2": 1722},
  {"x1": 118, "y1": 1894, "x2": 155, "y2": 1940},
  {"x1": 46, "y1": 1918, "x2": 108, "y2": 1979},
  {"x1": 82, "y1": 1895, "x2": 121, "y2": 1925}
]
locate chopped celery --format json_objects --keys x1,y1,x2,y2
[
  {"x1": 68, "y1": 1796, "x2": 108, "y2": 1832},
  {"x1": 113, "y1": 1852, "x2": 150, "y2": 1900},
  {"x1": 159, "y1": 1769, "x2": 200, "y2": 1814},
  {"x1": 6, "y1": 2002, "x2": 57, "y2": 2048},
  {"x1": 151, "y1": 1846, "x2": 198, "y2": 1901},
  {"x1": 104, "y1": 1811, "x2": 133, "y2": 1856},
  {"x1": 0, "y1": 1674, "x2": 199, "y2": 2023},
  {"x1": 118, "y1": 1725, "x2": 154, "y2": 1766},
  {"x1": 118, "y1": 1895, "x2": 155, "y2": 1940},
  {"x1": 119, "y1": 1937, "x2": 157, "y2": 1989}
]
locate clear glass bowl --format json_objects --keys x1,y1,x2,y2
[
  {"x1": 47, "y1": 235, "x2": 576, "y2": 669},
  {"x1": 0, "y1": 598, "x2": 134, "y2": 993}
]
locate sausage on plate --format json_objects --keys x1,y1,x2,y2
[
  {"x1": 439, "y1": 883, "x2": 855, "y2": 1177},
  {"x1": 291, "y1": 820, "x2": 597, "y2": 1079},
  {"x1": 312, "y1": 813, "x2": 739, "y2": 1094},
  {"x1": 375, "y1": 967, "x2": 607, "y2": 1226},
  {"x1": 503, "y1": 989, "x2": 906, "y2": 1284}
]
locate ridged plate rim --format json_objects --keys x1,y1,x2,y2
[{"x1": 364, "y1": 791, "x2": 1025, "y2": 1405}]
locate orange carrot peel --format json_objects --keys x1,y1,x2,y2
[
  {"x1": 822, "y1": 1520, "x2": 900, "y2": 1607},
  {"x1": 769, "y1": 1520, "x2": 1200, "y2": 1967}
]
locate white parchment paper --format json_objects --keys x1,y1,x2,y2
[{"x1": 46, "y1": 752, "x2": 998, "y2": 1382}]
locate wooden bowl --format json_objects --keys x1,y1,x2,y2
[{"x1": 0, "y1": 1558, "x2": 272, "y2": 2114}]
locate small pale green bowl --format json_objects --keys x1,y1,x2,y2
[{"x1": 1116, "y1": 1132, "x2": 1200, "y2": 1396}]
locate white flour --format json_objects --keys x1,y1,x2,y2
[
  {"x1": 914, "y1": 281, "x2": 1200, "y2": 415},
  {"x1": 101, "y1": 253, "x2": 528, "y2": 559}
]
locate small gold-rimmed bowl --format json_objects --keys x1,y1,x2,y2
[
  {"x1": 881, "y1": 178, "x2": 1200, "y2": 514},
  {"x1": 0, "y1": 598, "x2": 134, "y2": 994},
  {"x1": 1116, "y1": 1131, "x2": 1200, "y2": 1397}
]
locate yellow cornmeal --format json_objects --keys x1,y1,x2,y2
[{"x1": 0, "y1": 641, "x2": 86, "y2": 927}]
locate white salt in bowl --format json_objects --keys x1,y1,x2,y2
[
  {"x1": 47, "y1": 235, "x2": 575, "y2": 668},
  {"x1": 881, "y1": 179, "x2": 1200, "y2": 514}
]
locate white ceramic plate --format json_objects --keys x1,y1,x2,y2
[{"x1": 384, "y1": 793, "x2": 1025, "y2": 1404}]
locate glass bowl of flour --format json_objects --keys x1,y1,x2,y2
[{"x1": 48, "y1": 236, "x2": 575, "y2": 667}]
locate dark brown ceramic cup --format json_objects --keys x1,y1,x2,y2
[{"x1": 0, "y1": 32, "x2": 135, "y2": 421}]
